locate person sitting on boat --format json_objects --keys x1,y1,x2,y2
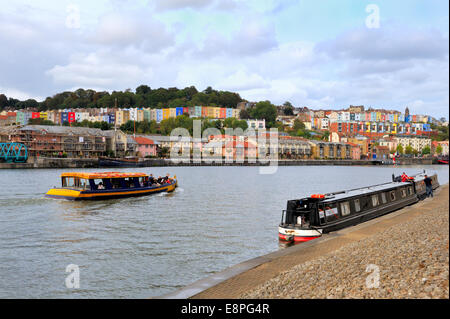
[
  {"x1": 98, "y1": 182, "x2": 105, "y2": 190},
  {"x1": 163, "y1": 174, "x2": 172, "y2": 183},
  {"x1": 401, "y1": 172, "x2": 410, "y2": 182},
  {"x1": 157, "y1": 176, "x2": 163, "y2": 185}
]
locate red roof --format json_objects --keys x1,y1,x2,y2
[{"x1": 133, "y1": 137, "x2": 155, "y2": 145}]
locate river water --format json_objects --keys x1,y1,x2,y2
[{"x1": 0, "y1": 165, "x2": 447, "y2": 298}]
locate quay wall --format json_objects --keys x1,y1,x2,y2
[
  {"x1": 161, "y1": 183, "x2": 449, "y2": 299},
  {"x1": 0, "y1": 157, "x2": 434, "y2": 169}
]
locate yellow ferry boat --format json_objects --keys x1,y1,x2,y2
[{"x1": 45, "y1": 172, "x2": 177, "y2": 200}]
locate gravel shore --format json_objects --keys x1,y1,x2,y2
[{"x1": 241, "y1": 189, "x2": 449, "y2": 299}]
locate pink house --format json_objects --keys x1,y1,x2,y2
[
  {"x1": 223, "y1": 140, "x2": 258, "y2": 161},
  {"x1": 346, "y1": 142, "x2": 361, "y2": 160},
  {"x1": 134, "y1": 137, "x2": 157, "y2": 157}
]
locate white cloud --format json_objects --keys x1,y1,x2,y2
[
  {"x1": 91, "y1": 13, "x2": 175, "y2": 52},
  {"x1": 46, "y1": 51, "x2": 152, "y2": 90}
]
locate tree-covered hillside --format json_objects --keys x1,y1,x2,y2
[{"x1": 0, "y1": 86, "x2": 244, "y2": 111}]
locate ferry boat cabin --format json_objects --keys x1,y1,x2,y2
[{"x1": 45, "y1": 172, "x2": 177, "y2": 200}]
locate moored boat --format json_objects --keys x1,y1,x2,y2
[
  {"x1": 279, "y1": 172, "x2": 439, "y2": 243},
  {"x1": 45, "y1": 172, "x2": 177, "y2": 200}
]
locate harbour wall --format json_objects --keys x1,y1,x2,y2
[{"x1": 0, "y1": 157, "x2": 434, "y2": 169}]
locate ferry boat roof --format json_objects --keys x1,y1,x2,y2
[
  {"x1": 60, "y1": 172, "x2": 148, "y2": 179},
  {"x1": 322, "y1": 181, "x2": 412, "y2": 203}
]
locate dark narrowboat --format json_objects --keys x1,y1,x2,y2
[{"x1": 279, "y1": 172, "x2": 439, "y2": 243}]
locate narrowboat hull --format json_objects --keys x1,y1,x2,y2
[
  {"x1": 279, "y1": 196, "x2": 418, "y2": 243},
  {"x1": 45, "y1": 180, "x2": 177, "y2": 200}
]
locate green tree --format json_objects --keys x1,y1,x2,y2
[
  {"x1": 421, "y1": 145, "x2": 431, "y2": 155},
  {"x1": 0, "y1": 94, "x2": 8, "y2": 110},
  {"x1": 283, "y1": 101, "x2": 294, "y2": 115},
  {"x1": 293, "y1": 119, "x2": 305, "y2": 131},
  {"x1": 405, "y1": 145, "x2": 413, "y2": 155},
  {"x1": 249, "y1": 101, "x2": 277, "y2": 128},
  {"x1": 396, "y1": 144, "x2": 404, "y2": 154},
  {"x1": 436, "y1": 145, "x2": 443, "y2": 155},
  {"x1": 321, "y1": 130, "x2": 330, "y2": 141},
  {"x1": 136, "y1": 85, "x2": 151, "y2": 95}
]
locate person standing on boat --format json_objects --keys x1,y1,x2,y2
[
  {"x1": 148, "y1": 174, "x2": 155, "y2": 186},
  {"x1": 424, "y1": 175, "x2": 433, "y2": 198}
]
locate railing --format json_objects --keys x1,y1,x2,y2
[{"x1": 0, "y1": 142, "x2": 28, "y2": 163}]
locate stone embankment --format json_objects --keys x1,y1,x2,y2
[{"x1": 0, "y1": 157, "x2": 434, "y2": 168}]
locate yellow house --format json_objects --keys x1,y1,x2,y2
[
  {"x1": 365, "y1": 122, "x2": 371, "y2": 133},
  {"x1": 392, "y1": 123, "x2": 397, "y2": 134},
  {"x1": 150, "y1": 109, "x2": 157, "y2": 121},
  {"x1": 169, "y1": 108, "x2": 176, "y2": 118},
  {"x1": 137, "y1": 109, "x2": 144, "y2": 122},
  {"x1": 376, "y1": 112, "x2": 381, "y2": 122},
  {"x1": 162, "y1": 108, "x2": 170, "y2": 120},
  {"x1": 393, "y1": 114, "x2": 398, "y2": 123},
  {"x1": 115, "y1": 110, "x2": 130, "y2": 126},
  {"x1": 39, "y1": 112, "x2": 48, "y2": 120},
  {"x1": 213, "y1": 107, "x2": 220, "y2": 119},
  {"x1": 232, "y1": 108, "x2": 240, "y2": 119},
  {"x1": 207, "y1": 106, "x2": 215, "y2": 118}
]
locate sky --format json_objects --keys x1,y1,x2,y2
[{"x1": 0, "y1": 0, "x2": 448, "y2": 118}]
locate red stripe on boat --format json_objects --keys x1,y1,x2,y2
[
  {"x1": 294, "y1": 236, "x2": 320, "y2": 242},
  {"x1": 278, "y1": 233, "x2": 293, "y2": 241}
]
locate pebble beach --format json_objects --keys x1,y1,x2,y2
[{"x1": 241, "y1": 185, "x2": 449, "y2": 299}]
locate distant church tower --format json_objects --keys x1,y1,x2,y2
[{"x1": 405, "y1": 107, "x2": 410, "y2": 118}]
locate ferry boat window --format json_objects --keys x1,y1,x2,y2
[
  {"x1": 390, "y1": 191, "x2": 396, "y2": 201},
  {"x1": 111, "y1": 179, "x2": 121, "y2": 189},
  {"x1": 80, "y1": 179, "x2": 89, "y2": 190},
  {"x1": 401, "y1": 188, "x2": 407, "y2": 198},
  {"x1": 340, "y1": 202, "x2": 351, "y2": 217},
  {"x1": 354, "y1": 199, "x2": 361, "y2": 212},
  {"x1": 63, "y1": 177, "x2": 76, "y2": 188},
  {"x1": 93, "y1": 179, "x2": 104, "y2": 190},
  {"x1": 371, "y1": 194, "x2": 379, "y2": 206},
  {"x1": 125, "y1": 178, "x2": 135, "y2": 188},
  {"x1": 381, "y1": 192, "x2": 387, "y2": 204}
]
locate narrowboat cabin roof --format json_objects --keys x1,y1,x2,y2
[
  {"x1": 60, "y1": 172, "x2": 148, "y2": 179},
  {"x1": 321, "y1": 181, "x2": 412, "y2": 203}
]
